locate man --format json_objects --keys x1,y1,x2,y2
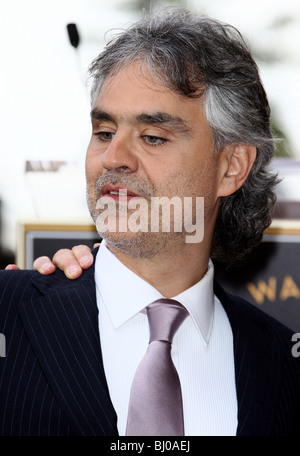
[{"x1": 1, "y1": 8, "x2": 300, "y2": 436}]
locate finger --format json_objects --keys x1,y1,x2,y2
[
  {"x1": 93, "y1": 242, "x2": 100, "y2": 248},
  {"x1": 52, "y1": 249, "x2": 84, "y2": 279},
  {"x1": 5, "y1": 264, "x2": 20, "y2": 270},
  {"x1": 33, "y1": 256, "x2": 56, "y2": 275},
  {"x1": 70, "y1": 245, "x2": 94, "y2": 269}
]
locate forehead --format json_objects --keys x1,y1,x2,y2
[
  {"x1": 97, "y1": 63, "x2": 177, "y2": 105},
  {"x1": 94, "y1": 63, "x2": 208, "y2": 129}
]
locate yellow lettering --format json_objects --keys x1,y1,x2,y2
[
  {"x1": 280, "y1": 275, "x2": 300, "y2": 300},
  {"x1": 246, "y1": 276, "x2": 277, "y2": 305}
]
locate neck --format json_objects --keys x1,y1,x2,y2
[{"x1": 105, "y1": 240, "x2": 210, "y2": 298}]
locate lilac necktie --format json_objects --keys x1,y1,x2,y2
[{"x1": 126, "y1": 299, "x2": 188, "y2": 436}]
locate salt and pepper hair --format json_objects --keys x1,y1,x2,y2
[{"x1": 88, "y1": 7, "x2": 279, "y2": 265}]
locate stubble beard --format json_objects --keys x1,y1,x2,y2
[{"x1": 86, "y1": 173, "x2": 190, "y2": 260}]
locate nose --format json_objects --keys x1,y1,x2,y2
[{"x1": 101, "y1": 131, "x2": 139, "y2": 172}]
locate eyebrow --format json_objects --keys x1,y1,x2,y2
[
  {"x1": 136, "y1": 112, "x2": 192, "y2": 135},
  {"x1": 91, "y1": 109, "x2": 114, "y2": 123},
  {"x1": 90, "y1": 108, "x2": 192, "y2": 136}
]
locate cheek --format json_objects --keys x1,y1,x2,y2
[
  {"x1": 85, "y1": 146, "x2": 94, "y2": 175},
  {"x1": 85, "y1": 148, "x2": 103, "y2": 182},
  {"x1": 193, "y1": 152, "x2": 220, "y2": 193},
  {"x1": 159, "y1": 164, "x2": 216, "y2": 199}
]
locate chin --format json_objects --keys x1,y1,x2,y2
[
  {"x1": 99, "y1": 229, "x2": 186, "y2": 259},
  {"x1": 99, "y1": 230, "x2": 148, "y2": 253}
]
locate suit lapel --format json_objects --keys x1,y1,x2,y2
[
  {"x1": 214, "y1": 281, "x2": 282, "y2": 435},
  {"x1": 18, "y1": 266, "x2": 118, "y2": 436}
]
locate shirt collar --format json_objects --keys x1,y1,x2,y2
[{"x1": 95, "y1": 240, "x2": 215, "y2": 345}]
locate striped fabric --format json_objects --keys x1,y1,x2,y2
[
  {"x1": 214, "y1": 281, "x2": 300, "y2": 435},
  {"x1": 0, "y1": 267, "x2": 118, "y2": 436},
  {"x1": 0, "y1": 259, "x2": 299, "y2": 435}
]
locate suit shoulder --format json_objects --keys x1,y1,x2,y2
[
  {"x1": 0, "y1": 269, "x2": 38, "y2": 296},
  {"x1": 1, "y1": 262, "x2": 95, "y2": 297},
  {"x1": 214, "y1": 280, "x2": 295, "y2": 344},
  {"x1": 0, "y1": 269, "x2": 41, "y2": 333}
]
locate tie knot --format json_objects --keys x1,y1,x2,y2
[{"x1": 146, "y1": 299, "x2": 188, "y2": 344}]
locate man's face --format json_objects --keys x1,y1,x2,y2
[{"x1": 86, "y1": 62, "x2": 223, "y2": 258}]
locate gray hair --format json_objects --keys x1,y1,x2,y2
[{"x1": 88, "y1": 7, "x2": 278, "y2": 265}]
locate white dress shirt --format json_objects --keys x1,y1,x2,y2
[{"x1": 95, "y1": 240, "x2": 238, "y2": 436}]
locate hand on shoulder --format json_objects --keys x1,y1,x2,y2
[{"x1": 5, "y1": 244, "x2": 98, "y2": 279}]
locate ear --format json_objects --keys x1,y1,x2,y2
[{"x1": 217, "y1": 144, "x2": 257, "y2": 197}]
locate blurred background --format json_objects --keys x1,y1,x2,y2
[{"x1": 0, "y1": 0, "x2": 300, "y2": 266}]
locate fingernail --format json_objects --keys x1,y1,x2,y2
[
  {"x1": 67, "y1": 265, "x2": 82, "y2": 278},
  {"x1": 79, "y1": 255, "x2": 92, "y2": 267},
  {"x1": 40, "y1": 263, "x2": 54, "y2": 274}
]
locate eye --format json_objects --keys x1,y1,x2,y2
[
  {"x1": 143, "y1": 135, "x2": 166, "y2": 146},
  {"x1": 94, "y1": 131, "x2": 115, "y2": 141}
]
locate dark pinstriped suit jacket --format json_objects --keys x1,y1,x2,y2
[{"x1": 1, "y1": 255, "x2": 300, "y2": 436}]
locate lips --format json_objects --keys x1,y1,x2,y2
[{"x1": 100, "y1": 183, "x2": 139, "y2": 201}]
